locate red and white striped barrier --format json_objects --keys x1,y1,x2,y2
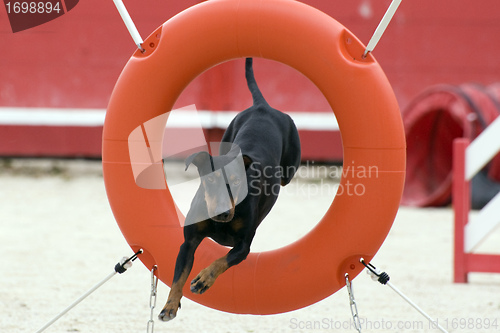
[{"x1": 453, "y1": 116, "x2": 500, "y2": 283}]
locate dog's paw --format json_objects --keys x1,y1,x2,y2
[
  {"x1": 158, "y1": 301, "x2": 181, "y2": 322},
  {"x1": 190, "y1": 268, "x2": 215, "y2": 294}
]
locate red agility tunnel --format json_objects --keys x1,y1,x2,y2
[{"x1": 402, "y1": 83, "x2": 500, "y2": 208}]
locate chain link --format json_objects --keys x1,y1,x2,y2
[
  {"x1": 147, "y1": 266, "x2": 158, "y2": 333},
  {"x1": 345, "y1": 274, "x2": 362, "y2": 333}
]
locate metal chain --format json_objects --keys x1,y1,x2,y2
[
  {"x1": 345, "y1": 274, "x2": 362, "y2": 333},
  {"x1": 147, "y1": 266, "x2": 158, "y2": 333}
]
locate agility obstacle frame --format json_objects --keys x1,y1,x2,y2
[
  {"x1": 103, "y1": 0, "x2": 406, "y2": 314},
  {"x1": 453, "y1": 116, "x2": 500, "y2": 283}
]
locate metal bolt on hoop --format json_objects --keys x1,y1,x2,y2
[
  {"x1": 147, "y1": 266, "x2": 158, "y2": 333},
  {"x1": 345, "y1": 273, "x2": 362, "y2": 333}
]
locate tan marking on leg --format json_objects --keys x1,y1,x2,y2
[
  {"x1": 190, "y1": 254, "x2": 229, "y2": 294},
  {"x1": 159, "y1": 268, "x2": 190, "y2": 321}
]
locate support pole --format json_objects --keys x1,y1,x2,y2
[
  {"x1": 112, "y1": 0, "x2": 145, "y2": 51},
  {"x1": 453, "y1": 138, "x2": 470, "y2": 283},
  {"x1": 363, "y1": 0, "x2": 403, "y2": 57}
]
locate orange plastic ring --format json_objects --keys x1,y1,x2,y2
[{"x1": 103, "y1": 0, "x2": 406, "y2": 315}]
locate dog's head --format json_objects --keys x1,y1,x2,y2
[{"x1": 185, "y1": 146, "x2": 250, "y2": 223}]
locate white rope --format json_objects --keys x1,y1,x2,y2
[
  {"x1": 35, "y1": 271, "x2": 118, "y2": 333},
  {"x1": 363, "y1": 0, "x2": 403, "y2": 57},
  {"x1": 34, "y1": 254, "x2": 138, "y2": 333},
  {"x1": 112, "y1": 0, "x2": 144, "y2": 51},
  {"x1": 386, "y1": 281, "x2": 449, "y2": 333},
  {"x1": 364, "y1": 261, "x2": 449, "y2": 333}
]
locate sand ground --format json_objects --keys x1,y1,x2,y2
[{"x1": 1, "y1": 158, "x2": 499, "y2": 333}]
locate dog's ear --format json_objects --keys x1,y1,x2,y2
[{"x1": 185, "y1": 151, "x2": 211, "y2": 171}]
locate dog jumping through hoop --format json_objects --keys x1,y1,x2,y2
[{"x1": 159, "y1": 58, "x2": 301, "y2": 321}]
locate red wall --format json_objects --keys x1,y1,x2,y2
[{"x1": 1, "y1": 0, "x2": 500, "y2": 158}]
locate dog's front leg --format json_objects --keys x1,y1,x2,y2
[
  {"x1": 159, "y1": 236, "x2": 202, "y2": 321},
  {"x1": 190, "y1": 238, "x2": 252, "y2": 294}
]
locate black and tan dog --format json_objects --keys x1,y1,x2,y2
[{"x1": 159, "y1": 58, "x2": 301, "y2": 321}]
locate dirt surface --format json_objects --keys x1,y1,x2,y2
[{"x1": 1, "y1": 159, "x2": 499, "y2": 333}]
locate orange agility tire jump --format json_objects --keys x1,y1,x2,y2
[{"x1": 103, "y1": 0, "x2": 406, "y2": 315}]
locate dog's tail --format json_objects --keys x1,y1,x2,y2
[{"x1": 245, "y1": 58, "x2": 269, "y2": 107}]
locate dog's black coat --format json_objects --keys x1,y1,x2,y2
[{"x1": 159, "y1": 58, "x2": 301, "y2": 321}]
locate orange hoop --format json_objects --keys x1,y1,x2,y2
[{"x1": 103, "y1": 0, "x2": 405, "y2": 315}]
